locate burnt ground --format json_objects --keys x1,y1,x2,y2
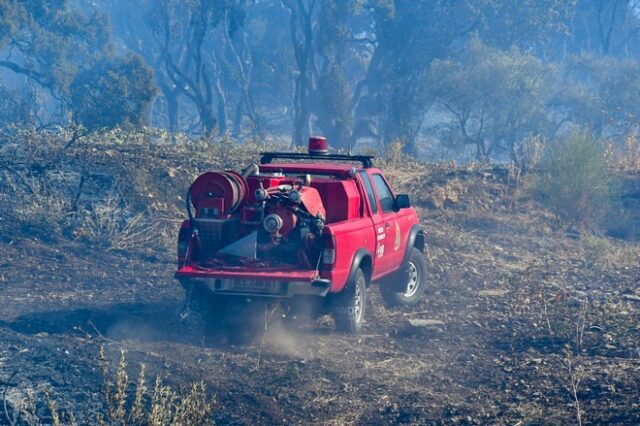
[{"x1": 0, "y1": 132, "x2": 639, "y2": 425}]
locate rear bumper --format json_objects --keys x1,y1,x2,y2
[{"x1": 175, "y1": 266, "x2": 331, "y2": 298}]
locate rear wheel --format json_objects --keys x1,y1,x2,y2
[
  {"x1": 332, "y1": 268, "x2": 367, "y2": 334},
  {"x1": 380, "y1": 247, "x2": 427, "y2": 307},
  {"x1": 178, "y1": 284, "x2": 220, "y2": 341}
]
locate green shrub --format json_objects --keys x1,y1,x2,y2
[{"x1": 534, "y1": 130, "x2": 614, "y2": 226}]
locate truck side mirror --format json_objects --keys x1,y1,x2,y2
[{"x1": 395, "y1": 194, "x2": 411, "y2": 210}]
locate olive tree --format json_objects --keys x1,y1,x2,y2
[
  {"x1": 429, "y1": 39, "x2": 556, "y2": 162},
  {"x1": 558, "y1": 55, "x2": 640, "y2": 139},
  {"x1": 70, "y1": 54, "x2": 157, "y2": 130}
]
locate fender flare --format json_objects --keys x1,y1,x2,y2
[
  {"x1": 344, "y1": 248, "x2": 373, "y2": 291},
  {"x1": 402, "y1": 225, "x2": 425, "y2": 265},
  {"x1": 379, "y1": 225, "x2": 424, "y2": 292}
]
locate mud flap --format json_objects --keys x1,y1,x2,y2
[{"x1": 179, "y1": 281, "x2": 206, "y2": 320}]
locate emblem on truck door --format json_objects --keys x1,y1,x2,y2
[{"x1": 376, "y1": 226, "x2": 386, "y2": 258}]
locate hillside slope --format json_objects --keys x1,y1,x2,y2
[{"x1": 0, "y1": 132, "x2": 639, "y2": 424}]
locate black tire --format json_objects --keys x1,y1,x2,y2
[
  {"x1": 380, "y1": 247, "x2": 426, "y2": 307},
  {"x1": 178, "y1": 284, "x2": 220, "y2": 341},
  {"x1": 332, "y1": 268, "x2": 367, "y2": 334},
  {"x1": 281, "y1": 297, "x2": 325, "y2": 328}
]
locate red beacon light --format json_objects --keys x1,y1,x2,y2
[{"x1": 308, "y1": 136, "x2": 329, "y2": 155}]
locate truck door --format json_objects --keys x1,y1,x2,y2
[
  {"x1": 358, "y1": 171, "x2": 389, "y2": 278},
  {"x1": 370, "y1": 172, "x2": 405, "y2": 274},
  {"x1": 359, "y1": 171, "x2": 399, "y2": 277}
]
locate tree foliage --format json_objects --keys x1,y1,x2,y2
[
  {"x1": 0, "y1": 84, "x2": 32, "y2": 126},
  {"x1": 429, "y1": 39, "x2": 555, "y2": 161},
  {"x1": 0, "y1": 0, "x2": 111, "y2": 96},
  {"x1": 559, "y1": 55, "x2": 640, "y2": 138},
  {"x1": 70, "y1": 54, "x2": 157, "y2": 130},
  {"x1": 351, "y1": 0, "x2": 572, "y2": 155},
  {"x1": 2, "y1": 0, "x2": 640, "y2": 154},
  {"x1": 0, "y1": 0, "x2": 156, "y2": 129}
]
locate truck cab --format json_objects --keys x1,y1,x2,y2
[{"x1": 175, "y1": 137, "x2": 426, "y2": 333}]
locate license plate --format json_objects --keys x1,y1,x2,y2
[{"x1": 229, "y1": 280, "x2": 280, "y2": 293}]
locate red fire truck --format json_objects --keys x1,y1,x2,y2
[{"x1": 175, "y1": 137, "x2": 426, "y2": 333}]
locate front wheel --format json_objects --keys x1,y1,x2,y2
[
  {"x1": 331, "y1": 268, "x2": 367, "y2": 334},
  {"x1": 380, "y1": 247, "x2": 427, "y2": 307}
]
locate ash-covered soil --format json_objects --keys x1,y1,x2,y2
[{"x1": 1, "y1": 134, "x2": 639, "y2": 425}]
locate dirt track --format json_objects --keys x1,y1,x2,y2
[
  {"x1": 2, "y1": 210, "x2": 639, "y2": 424},
  {"x1": 1, "y1": 138, "x2": 639, "y2": 424}
]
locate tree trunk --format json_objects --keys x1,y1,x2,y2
[
  {"x1": 292, "y1": 69, "x2": 311, "y2": 146},
  {"x1": 382, "y1": 90, "x2": 424, "y2": 157},
  {"x1": 199, "y1": 104, "x2": 217, "y2": 134},
  {"x1": 166, "y1": 93, "x2": 179, "y2": 134},
  {"x1": 233, "y1": 100, "x2": 244, "y2": 138},
  {"x1": 214, "y1": 78, "x2": 227, "y2": 135}
]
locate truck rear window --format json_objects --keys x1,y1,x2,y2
[
  {"x1": 359, "y1": 171, "x2": 378, "y2": 213},
  {"x1": 372, "y1": 174, "x2": 395, "y2": 212}
]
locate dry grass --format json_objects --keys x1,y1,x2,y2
[
  {"x1": 100, "y1": 347, "x2": 215, "y2": 426},
  {"x1": 0, "y1": 126, "x2": 209, "y2": 251},
  {"x1": 619, "y1": 134, "x2": 640, "y2": 172},
  {"x1": 518, "y1": 134, "x2": 546, "y2": 173},
  {"x1": 14, "y1": 192, "x2": 71, "y2": 233},
  {"x1": 12, "y1": 347, "x2": 215, "y2": 425},
  {"x1": 74, "y1": 197, "x2": 162, "y2": 251},
  {"x1": 580, "y1": 233, "x2": 640, "y2": 268}
]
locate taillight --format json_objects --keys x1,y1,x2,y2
[{"x1": 322, "y1": 234, "x2": 336, "y2": 266}]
